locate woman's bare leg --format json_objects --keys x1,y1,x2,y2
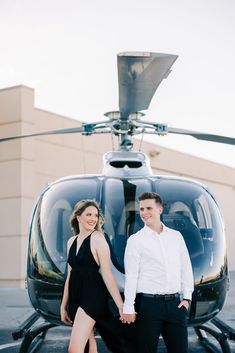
[{"x1": 68, "y1": 308, "x2": 95, "y2": 353}]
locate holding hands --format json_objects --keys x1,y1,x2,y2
[{"x1": 119, "y1": 312, "x2": 136, "y2": 324}]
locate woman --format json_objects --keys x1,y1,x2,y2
[{"x1": 60, "y1": 200, "x2": 124, "y2": 353}]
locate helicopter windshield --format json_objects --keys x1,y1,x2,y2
[
  {"x1": 102, "y1": 177, "x2": 227, "y2": 284},
  {"x1": 156, "y1": 179, "x2": 227, "y2": 284},
  {"x1": 102, "y1": 178, "x2": 149, "y2": 267},
  {"x1": 29, "y1": 178, "x2": 100, "y2": 278},
  {"x1": 29, "y1": 176, "x2": 227, "y2": 286}
]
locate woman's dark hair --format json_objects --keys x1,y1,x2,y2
[
  {"x1": 138, "y1": 192, "x2": 163, "y2": 206},
  {"x1": 70, "y1": 200, "x2": 104, "y2": 235}
]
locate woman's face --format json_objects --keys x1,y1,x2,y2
[{"x1": 76, "y1": 205, "x2": 99, "y2": 232}]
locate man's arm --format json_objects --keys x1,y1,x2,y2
[
  {"x1": 179, "y1": 233, "x2": 194, "y2": 301},
  {"x1": 121, "y1": 236, "x2": 141, "y2": 323}
]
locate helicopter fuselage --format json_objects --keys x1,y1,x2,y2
[{"x1": 27, "y1": 151, "x2": 228, "y2": 326}]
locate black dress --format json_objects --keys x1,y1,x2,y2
[
  {"x1": 67, "y1": 231, "x2": 137, "y2": 353},
  {"x1": 67, "y1": 231, "x2": 109, "y2": 322}
]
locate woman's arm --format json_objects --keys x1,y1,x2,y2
[
  {"x1": 60, "y1": 236, "x2": 76, "y2": 325},
  {"x1": 60, "y1": 263, "x2": 73, "y2": 325},
  {"x1": 93, "y1": 232, "x2": 123, "y2": 313}
]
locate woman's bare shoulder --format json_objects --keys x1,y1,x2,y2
[
  {"x1": 67, "y1": 235, "x2": 77, "y2": 249},
  {"x1": 91, "y1": 231, "x2": 106, "y2": 242}
]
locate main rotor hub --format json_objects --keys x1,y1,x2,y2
[{"x1": 104, "y1": 111, "x2": 145, "y2": 121}]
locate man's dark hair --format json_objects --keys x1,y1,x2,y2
[{"x1": 138, "y1": 192, "x2": 163, "y2": 206}]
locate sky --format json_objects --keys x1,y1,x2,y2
[{"x1": 0, "y1": 0, "x2": 235, "y2": 168}]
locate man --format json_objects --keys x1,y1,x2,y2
[{"x1": 121, "y1": 192, "x2": 194, "y2": 353}]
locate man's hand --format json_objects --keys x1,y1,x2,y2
[
  {"x1": 120, "y1": 313, "x2": 136, "y2": 324},
  {"x1": 178, "y1": 299, "x2": 189, "y2": 310}
]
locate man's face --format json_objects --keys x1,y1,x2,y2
[{"x1": 139, "y1": 199, "x2": 163, "y2": 227}]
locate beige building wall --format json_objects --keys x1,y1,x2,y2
[{"x1": 0, "y1": 85, "x2": 235, "y2": 287}]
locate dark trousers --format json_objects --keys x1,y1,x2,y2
[{"x1": 135, "y1": 295, "x2": 188, "y2": 353}]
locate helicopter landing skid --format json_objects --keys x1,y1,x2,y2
[
  {"x1": 195, "y1": 317, "x2": 235, "y2": 353},
  {"x1": 12, "y1": 312, "x2": 56, "y2": 353}
]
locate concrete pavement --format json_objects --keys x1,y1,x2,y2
[{"x1": 0, "y1": 272, "x2": 235, "y2": 353}]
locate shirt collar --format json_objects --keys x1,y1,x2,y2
[{"x1": 143, "y1": 223, "x2": 169, "y2": 236}]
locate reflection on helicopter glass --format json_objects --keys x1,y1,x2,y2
[
  {"x1": 29, "y1": 176, "x2": 227, "y2": 287},
  {"x1": 27, "y1": 175, "x2": 228, "y2": 323},
  {"x1": 28, "y1": 178, "x2": 100, "y2": 280},
  {"x1": 157, "y1": 179, "x2": 227, "y2": 285}
]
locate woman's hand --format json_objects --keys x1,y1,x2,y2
[
  {"x1": 60, "y1": 307, "x2": 73, "y2": 325},
  {"x1": 118, "y1": 305, "x2": 124, "y2": 317}
]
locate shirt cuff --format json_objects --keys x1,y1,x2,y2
[
  {"x1": 123, "y1": 303, "x2": 135, "y2": 314},
  {"x1": 182, "y1": 291, "x2": 192, "y2": 301}
]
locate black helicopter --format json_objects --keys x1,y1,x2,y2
[{"x1": 1, "y1": 52, "x2": 235, "y2": 353}]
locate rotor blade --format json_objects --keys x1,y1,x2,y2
[
  {"x1": 168, "y1": 127, "x2": 235, "y2": 146},
  {"x1": 0, "y1": 126, "x2": 85, "y2": 143},
  {"x1": 117, "y1": 52, "x2": 178, "y2": 118}
]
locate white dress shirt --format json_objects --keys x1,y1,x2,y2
[{"x1": 123, "y1": 224, "x2": 194, "y2": 314}]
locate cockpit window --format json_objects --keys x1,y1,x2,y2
[
  {"x1": 28, "y1": 176, "x2": 227, "y2": 287},
  {"x1": 156, "y1": 179, "x2": 226, "y2": 284},
  {"x1": 29, "y1": 178, "x2": 99, "y2": 277},
  {"x1": 194, "y1": 195, "x2": 212, "y2": 228},
  {"x1": 102, "y1": 178, "x2": 151, "y2": 269}
]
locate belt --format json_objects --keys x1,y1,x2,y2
[{"x1": 137, "y1": 292, "x2": 179, "y2": 301}]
